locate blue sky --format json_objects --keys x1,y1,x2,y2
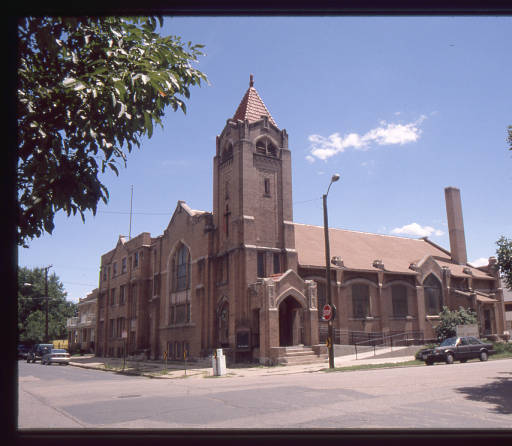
[{"x1": 19, "y1": 16, "x2": 512, "y2": 302}]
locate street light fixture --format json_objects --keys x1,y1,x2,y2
[{"x1": 323, "y1": 173, "x2": 340, "y2": 369}]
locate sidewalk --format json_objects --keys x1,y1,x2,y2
[{"x1": 68, "y1": 349, "x2": 418, "y2": 380}]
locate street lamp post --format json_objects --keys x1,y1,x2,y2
[{"x1": 323, "y1": 173, "x2": 340, "y2": 369}]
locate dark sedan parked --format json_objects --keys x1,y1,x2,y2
[{"x1": 416, "y1": 336, "x2": 495, "y2": 365}]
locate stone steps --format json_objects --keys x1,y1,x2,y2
[{"x1": 276, "y1": 346, "x2": 327, "y2": 365}]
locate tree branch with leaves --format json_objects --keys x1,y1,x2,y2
[
  {"x1": 496, "y1": 236, "x2": 512, "y2": 291},
  {"x1": 17, "y1": 16, "x2": 207, "y2": 247}
]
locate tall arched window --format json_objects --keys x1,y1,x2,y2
[
  {"x1": 173, "y1": 244, "x2": 190, "y2": 292},
  {"x1": 424, "y1": 274, "x2": 442, "y2": 315}
]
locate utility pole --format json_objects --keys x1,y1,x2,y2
[
  {"x1": 44, "y1": 265, "x2": 53, "y2": 342},
  {"x1": 129, "y1": 185, "x2": 133, "y2": 240}
]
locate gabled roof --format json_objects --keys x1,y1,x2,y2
[
  {"x1": 232, "y1": 75, "x2": 277, "y2": 126},
  {"x1": 294, "y1": 223, "x2": 448, "y2": 274},
  {"x1": 294, "y1": 223, "x2": 496, "y2": 279}
]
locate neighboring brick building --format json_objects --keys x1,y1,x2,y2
[
  {"x1": 67, "y1": 288, "x2": 97, "y2": 352},
  {"x1": 95, "y1": 76, "x2": 507, "y2": 364}
]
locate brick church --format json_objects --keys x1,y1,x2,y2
[{"x1": 95, "y1": 76, "x2": 506, "y2": 364}]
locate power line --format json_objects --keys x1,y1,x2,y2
[
  {"x1": 98, "y1": 198, "x2": 321, "y2": 215},
  {"x1": 98, "y1": 210, "x2": 170, "y2": 215}
]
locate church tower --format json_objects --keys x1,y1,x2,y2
[
  {"x1": 213, "y1": 75, "x2": 297, "y2": 275},
  {"x1": 212, "y1": 75, "x2": 298, "y2": 354}
]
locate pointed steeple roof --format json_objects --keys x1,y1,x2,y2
[{"x1": 232, "y1": 74, "x2": 277, "y2": 126}]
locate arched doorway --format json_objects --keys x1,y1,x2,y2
[{"x1": 278, "y1": 296, "x2": 304, "y2": 346}]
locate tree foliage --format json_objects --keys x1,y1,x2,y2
[
  {"x1": 496, "y1": 236, "x2": 512, "y2": 290},
  {"x1": 17, "y1": 16, "x2": 207, "y2": 247},
  {"x1": 435, "y1": 306, "x2": 477, "y2": 341},
  {"x1": 18, "y1": 266, "x2": 77, "y2": 343}
]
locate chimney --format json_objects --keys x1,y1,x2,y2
[{"x1": 444, "y1": 187, "x2": 468, "y2": 265}]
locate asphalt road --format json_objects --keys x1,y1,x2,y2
[{"x1": 17, "y1": 358, "x2": 512, "y2": 429}]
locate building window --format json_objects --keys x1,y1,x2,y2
[
  {"x1": 131, "y1": 284, "x2": 137, "y2": 316},
  {"x1": 255, "y1": 137, "x2": 278, "y2": 157},
  {"x1": 120, "y1": 285, "x2": 126, "y2": 305},
  {"x1": 153, "y1": 274, "x2": 161, "y2": 296},
  {"x1": 264, "y1": 178, "x2": 271, "y2": 196},
  {"x1": 273, "y1": 253, "x2": 280, "y2": 274},
  {"x1": 122, "y1": 257, "x2": 127, "y2": 274},
  {"x1": 110, "y1": 289, "x2": 116, "y2": 306},
  {"x1": 197, "y1": 259, "x2": 205, "y2": 284},
  {"x1": 133, "y1": 252, "x2": 139, "y2": 268},
  {"x1": 221, "y1": 144, "x2": 233, "y2": 163},
  {"x1": 109, "y1": 319, "x2": 115, "y2": 338},
  {"x1": 392, "y1": 285, "x2": 408, "y2": 317},
  {"x1": 116, "y1": 317, "x2": 125, "y2": 338},
  {"x1": 316, "y1": 282, "x2": 326, "y2": 319},
  {"x1": 102, "y1": 267, "x2": 107, "y2": 282},
  {"x1": 352, "y1": 283, "x2": 370, "y2": 318},
  {"x1": 224, "y1": 204, "x2": 231, "y2": 237},
  {"x1": 113, "y1": 262, "x2": 117, "y2": 277},
  {"x1": 173, "y1": 244, "x2": 190, "y2": 292},
  {"x1": 424, "y1": 274, "x2": 442, "y2": 315},
  {"x1": 257, "y1": 252, "x2": 265, "y2": 278}
]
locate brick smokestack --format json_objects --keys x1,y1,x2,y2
[{"x1": 444, "y1": 187, "x2": 468, "y2": 265}]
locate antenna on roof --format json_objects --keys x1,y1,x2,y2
[{"x1": 129, "y1": 185, "x2": 133, "y2": 240}]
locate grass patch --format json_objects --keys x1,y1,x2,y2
[{"x1": 323, "y1": 360, "x2": 423, "y2": 373}]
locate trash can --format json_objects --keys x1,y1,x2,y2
[{"x1": 212, "y1": 348, "x2": 226, "y2": 376}]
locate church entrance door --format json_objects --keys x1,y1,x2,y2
[{"x1": 278, "y1": 296, "x2": 303, "y2": 347}]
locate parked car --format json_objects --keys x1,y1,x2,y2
[
  {"x1": 18, "y1": 344, "x2": 31, "y2": 359},
  {"x1": 41, "y1": 348, "x2": 70, "y2": 366},
  {"x1": 416, "y1": 336, "x2": 495, "y2": 365},
  {"x1": 26, "y1": 344, "x2": 54, "y2": 363}
]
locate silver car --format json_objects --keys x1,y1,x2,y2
[{"x1": 41, "y1": 348, "x2": 70, "y2": 366}]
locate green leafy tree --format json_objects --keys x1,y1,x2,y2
[
  {"x1": 435, "y1": 306, "x2": 477, "y2": 341},
  {"x1": 17, "y1": 17, "x2": 207, "y2": 247},
  {"x1": 18, "y1": 266, "x2": 77, "y2": 343},
  {"x1": 496, "y1": 236, "x2": 512, "y2": 290}
]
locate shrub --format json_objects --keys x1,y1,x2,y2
[{"x1": 435, "y1": 306, "x2": 477, "y2": 342}]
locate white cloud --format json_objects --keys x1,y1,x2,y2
[
  {"x1": 391, "y1": 222, "x2": 444, "y2": 237},
  {"x1": 469, "y1": 257, "x2": 489, "y2": 267},
  {"x1": 307, "y1": 115, "x2": 426, "y2": 161},
  {"x1": 305, "y1": 155, "x2": 315, "y2": 163}
]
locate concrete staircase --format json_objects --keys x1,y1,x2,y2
[{"x1": 275, "y1": 345, "x2": 328, "y2": 365}]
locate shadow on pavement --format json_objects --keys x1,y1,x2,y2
[{"x1": 455, "y1": 373, "x2": 512, "y2": 415}]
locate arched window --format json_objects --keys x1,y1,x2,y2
[
  {"x1": 352, "y1": 283, "x2": 370, "y2": 318},
  {"x1": 424, "y1": 274, "x2": 442, "y2": 315},
  {"x1": 255, "y1": 137, "x2": 278, "y2": 157},
  {"x1": 217, "y1": 300, "x2": 229, "y2": 347},
  {"x1": 173, "y1": 244, "x2": 190, "y2": 292},
  {"x1": 392, "y1": 284, "x2": 408, "y2": 317},
  {"x1": 221, "y1": 143, "x2": 233, "y2": 163}
]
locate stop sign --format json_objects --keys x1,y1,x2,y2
[{"x1": 322, "y1": 304, "x2": 333, "y2": 321}]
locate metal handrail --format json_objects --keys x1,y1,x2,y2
[{"x1": 353, "y1": 331, "x2": 424, "y2": 359}]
